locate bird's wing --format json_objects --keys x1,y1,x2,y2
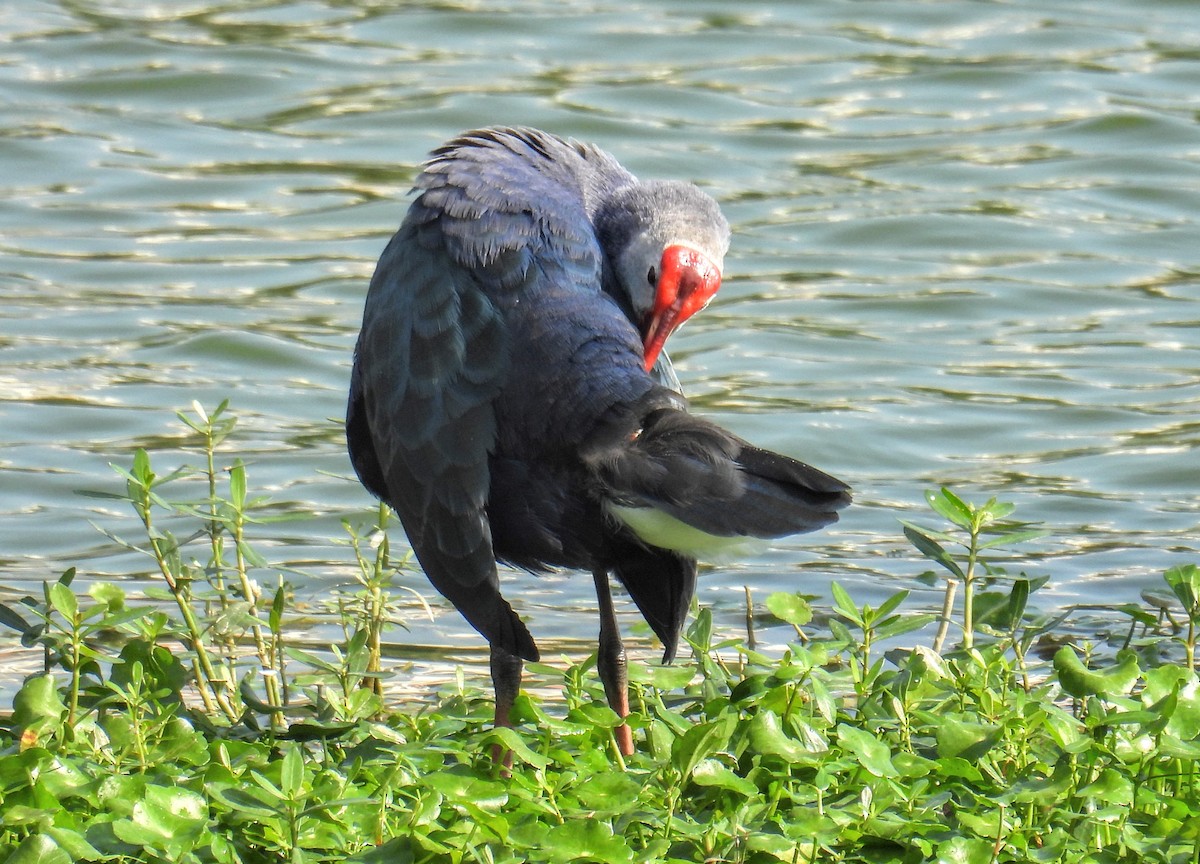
[
  {"x1": 588, "y1": 401, "x2": 852, "y2": 556},
  {"x1": 348, "y1": 129, "x2": 620, "y2": 663},
  {"x1": 350, "y1": 219, "x2": 537, "y2": 659}
]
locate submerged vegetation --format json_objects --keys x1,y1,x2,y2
[{"x1": 2, "y1": 403, "x2": 1199, "y2": 863}]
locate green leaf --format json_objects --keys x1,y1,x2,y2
[
  {"x1": 1078, "y1": 768, "x2": 1134, "y2": 805},
  {"x1": 574, "y1": 702, "x2": 623, "y2": 729},
  {"x1": 934, "y1": 835, "x2": 995, "y2": 864},
  {"x1": 747, "y1": 834, "x2": 799, "y2": 857},
  {"x1": 809, "y1": 674, "x2": 837, "y2": 724},
  {"x1": 0, "y1": 602, "x2": 33, "y2": 634},
  {"x1": 926, "y1": 488, "x2": 974, "y2": 529},
  {"x1": 953, "y1": 809, "x2": 1003, "y2": 840},
  {"x1": 893, "y1": 751, "x2": 937, "y2": 779},
  {"x1": 43, "y1": 828, "x2": 103, "y2": 863},
  {"x1": 1158, "y1": 734, "x2": 1200, "y2": 761},
  {"x1": 279, "y1": 745, "x2": 304, "y2": 799},
  {"x1": 836, "y1": 724, "x2": 898, "y2": 778},
  {"x1": 111, "y1": 639, "x2": 187, "y2": 701},
  {"x1": 88, "y1": 581, "x2": 126, "y2": 610},
  {"x1": 982, "y1": 499, "x2": 1016, "y2": 521},
  {"x1": 1002, "y1": 579, "x2": 1030, "y2": 630},
  {"x1": 422, "y1": 770, "x2": 508, "y2": 811},
  {"x1": 686, "y1": 606, "x2": 713, "y2": 653},
  {"x1": 482, "y1": 726, "x2": 551, "y2": 769},
  {"x1": 935, "y1": 756, "x2": 983, "y2": 783},
  {"x1": 112, "y1": 785, "x2": 208, "y2": 853},
  {"x1": 729, "y1": 674, "x2": 770, "y2": 709},
  {"x1": 628, "y1": 662, "x2": 695, "y2": 690},
  {"x1": 229, "y1": 460, "x2": 247, "y2": 508},
  {"x1": 1, "y1": 805, "x2": 57, "y2": 831},
  {"x1": 47, "y1": 582, "x2": 77, "y2": 622},
  {"x1": 934, "y1": 715, "x2": 1002, "y2": 761},
  {"x1": 248, "y1": 770, "x2": 286, "y2": 802},
  {"x1": 185, "y1": 400, "x2": 209, "y2": 427},
  {"x1": 1149, "y1": 671, "x2": 1200, "y2": 741},
  {"x1": 873, "y1": 589, "x2": 909, "y2": 621},
  {"x1": 744, "y1": 710, "x2": 811, "y2": 758},
  {"x1": 285, "y1": 646, "x2": 341, "y2": 675},
  {"x1": 902, "y1": 524, "x2": 966, "y2": 580},
  {"x1": 971, "y1": 591, "x2": 1013, "y2": 628},
  {"x1": 827, "y1": 618, "x2": 854, "y2": 646},
  {"x1": 542, "y1": 820, "x2": 632, "y2": 864},
  {"x1": 237, "y1": 538, "x2": 269, "y2": 569},
  {"x1": 671, "y1": 711, "x2": 736, "y2": 779},
  {"x1": 977, "y1": 528, "x2": 1049, "y2": 549},
  {"x1": 829, "y1": 581, "x2": 861, "y2": 625},
  {"x1": 12, "y1": 674, "x2": 67, "y2": 736},
  {"x1": 269, "y1": 583, "x2": 286, "y2": 632},
  {"x1": 131, "y1": 448, "x2": 154, "y2": 485},
  {"x1": 765, "y1": 592, "x2": 812, "y2": 628},
  {"x1": 1126, "y1": 598, "x2": 1164, "y2": 628},
  {"x1": 1165, "y1": 564, "x2": 1200, "y2": 614},
  {"x1": 1006, "y1": 766, "x2": 1076, "y2": 810},
  {"x1": 572, "y1": 771, "x2": 642, "y2": 814},
  {"x1": 207, "y1": 785, "x2": 281, "y2": 820},
  {"x1": 1038, "y1": 703, "x2": 1087, "y2": 752},
  {"x1": 4, "y1": 834, "x2": 72, "y2": 864},
  {"x1": 875, "y1": 613, "x2": 937, "y2": 642},
  {"x1": 1053, "y1": 647, "x2": 1141, "y2": 699},
  {"x1": 347, "y1": 837, "x2": 416, "y2": 864},
  {"x1": 691, "y1": 758, "x2": 757, "y2": 797}
]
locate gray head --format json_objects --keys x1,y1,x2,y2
[{"x1": 595, "y1": 180, "x2": 731, "y2": 370}]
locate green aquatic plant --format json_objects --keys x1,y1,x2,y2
[
  {"x1": 902, "y1": 487, "x2": 1049, "y2": 654},
  {"x1": 1164, "y1": 563, "x2": 1200, "y2": 669},
  {"x1": 2, "y1": 405, "x2": 1200, "y2": 863}
]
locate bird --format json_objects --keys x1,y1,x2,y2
[{"x1": 346, "y1": 127, "x2": 850, "y2": 757}]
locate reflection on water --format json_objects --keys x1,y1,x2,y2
[{"x1": 1, "y1": 0, "x2": 1198, "y2": 691}]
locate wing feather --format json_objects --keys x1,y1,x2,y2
[{"x1": 347, "y1": 128, "x2": 631, "y2": 662}]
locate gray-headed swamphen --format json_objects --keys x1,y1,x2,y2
[{"x1": 347, "y1": 127, "x2": 850, "y2": 757}]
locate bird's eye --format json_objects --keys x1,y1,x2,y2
[{"x1": 646, "y1": 267, "x2": 657, "y2": 286}]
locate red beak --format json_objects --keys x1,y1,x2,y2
[{"x1": 641, "y1": 245, "x2": 722, "y2": 372}]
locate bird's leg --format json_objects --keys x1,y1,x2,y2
[
  {"x1": 592, "y1": 570, "x2": 634, "y2": 757},
  {"x1": 489, "y1": 643, "x2": 523, "y2": 773}
]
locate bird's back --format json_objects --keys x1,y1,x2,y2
[{"x1": 347, "y1": 128, "x2": 638, "y2": 662}]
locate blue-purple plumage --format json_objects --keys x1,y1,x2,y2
[{"x1": 347, "y1": 127, "x2": 850, "y2": 671}]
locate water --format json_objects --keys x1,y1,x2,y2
[{"x1": 2, "y1": 0, "x2": 1198, "y2": 689}]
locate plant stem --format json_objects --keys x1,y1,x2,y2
[
  {"x1": 608, "y1": 728, "x2": 628, "y2": 771},
  {"x1": 202, "y1": 418, "x2": 230, "y2": 621},
  {"x1": 963, "y1": 521, "x2": 980, "y2": 651},
  {"x1": 136, "y1": 483, "x2": 236, "y2": 721},
  {"x1": 744, "y1": 586, "x2": 756, "y2": 653},
  {"x1": 933, "y1": 578, "x2": 958, "y2": 654},
  {"x1": 229, "y1": 496, "x2": 283, "y2": 717},
  {"x1": 68, "y1": 624, "x2": 82, "y2": 727},
  {"x1": 1187, "y1": 615, "x2": 1196, "y2": 671}
]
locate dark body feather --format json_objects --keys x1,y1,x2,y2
[{"x1": 347, "y1": 127, "x2": 850, "y2": 667}]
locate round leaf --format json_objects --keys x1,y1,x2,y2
[
  {"x1": 837, "y1": 724, "x2": 899, "y2": 778},
  {"x1": 765, "y1": 592, "x2": 812, "y2": 627},
  {"x1": 4, "y1": 834, "x2": 72, "y2": 864},
  {"x1": 691, "y1": 758, "x2": 757, "y2": 797}
]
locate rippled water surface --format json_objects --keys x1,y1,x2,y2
[{"x1": 2, "y1": 0, "x2": 1198, "y2": 685}]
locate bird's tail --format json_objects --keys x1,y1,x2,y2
[{"x1": 593, "y1": 407, "x2": 851, "y2": 558}]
